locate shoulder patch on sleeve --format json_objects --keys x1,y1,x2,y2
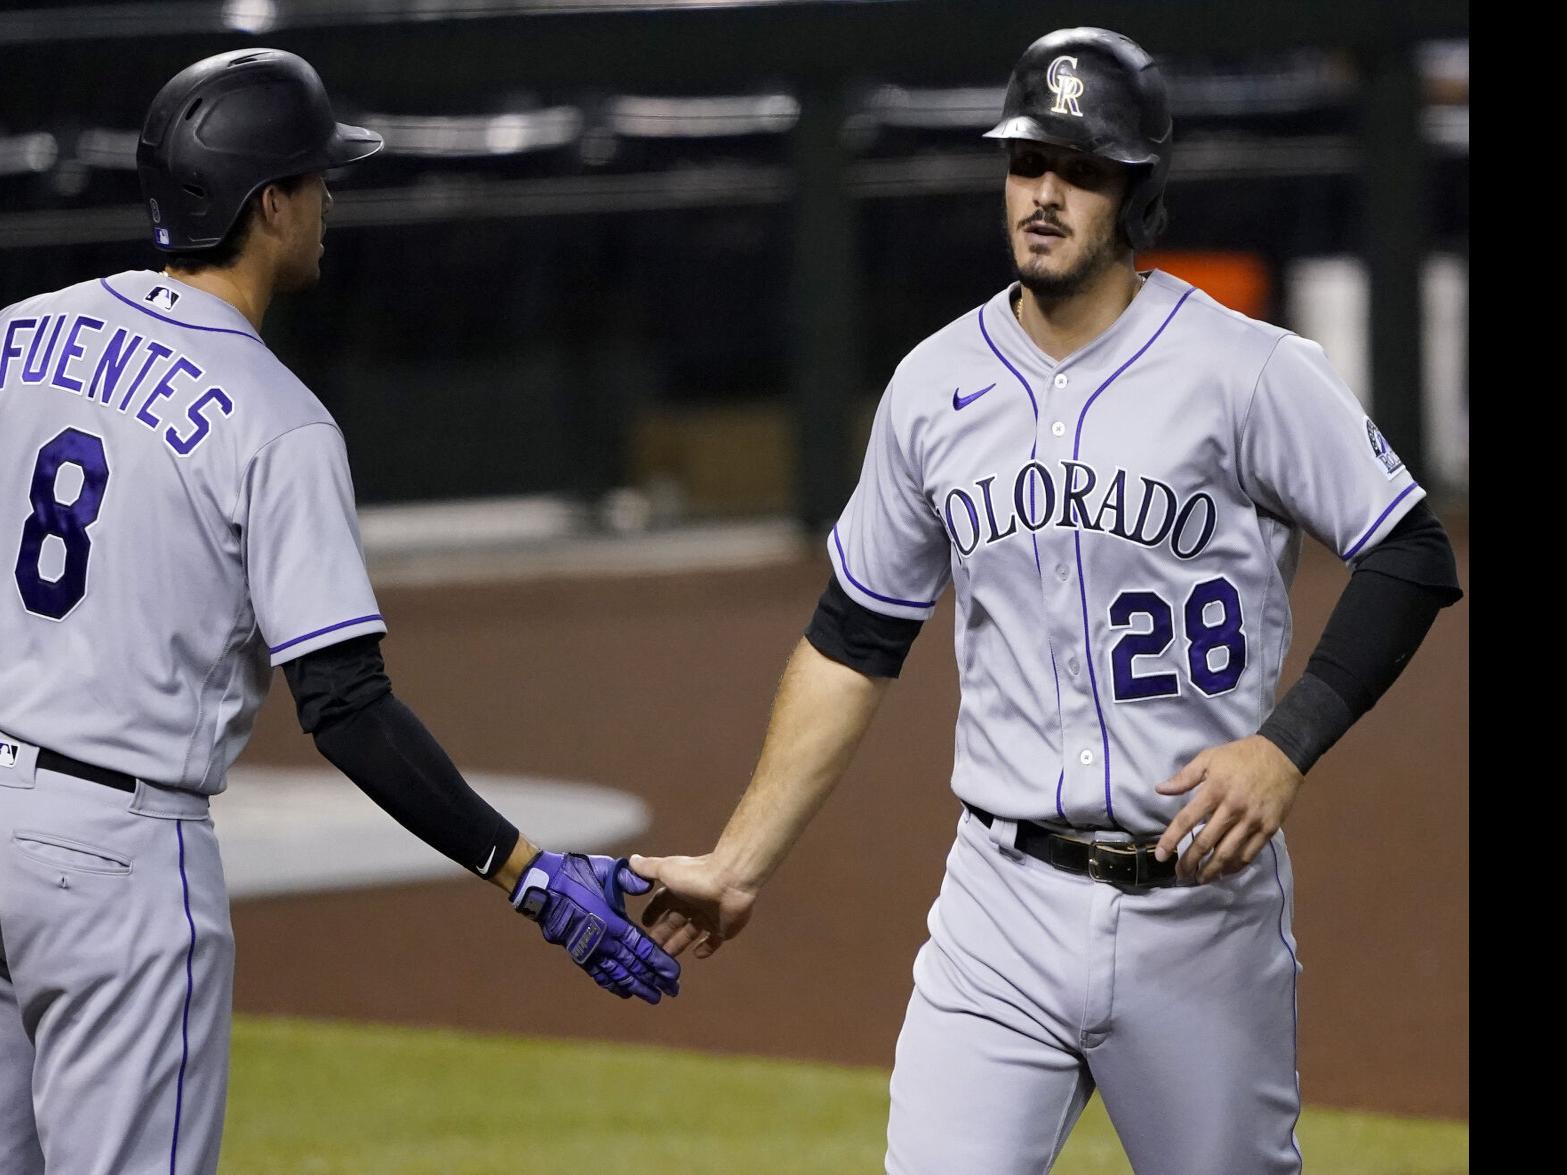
[{"x1": 1365, "y1": 418, "x2": 1405, "y2": 479}]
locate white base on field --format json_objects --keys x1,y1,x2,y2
[{"x1": 218, "y1": 765, "x2": 649, "y2": 900}]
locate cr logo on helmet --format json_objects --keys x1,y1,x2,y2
[{"x1": 1047, "y1": 56, "x2": 1086, "y2": 117}]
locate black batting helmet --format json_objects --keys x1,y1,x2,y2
[
  {"x1": 984, "y1": 27, "x2": 1172, "y2": 251},
  {"x1": 137, "y1": 48, "x2": 383, "y2": 252}
]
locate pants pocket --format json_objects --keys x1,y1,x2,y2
[{"x1": 11, "y1": 831, "x2": 132, "y2": 876}]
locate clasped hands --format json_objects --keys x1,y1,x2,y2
[
  {"x1": 512, "y1": 851, "x2": 681, "y2": 1005},
  {"x1": 512, "y1": 847, "x2": 758, "y2": 1000}
]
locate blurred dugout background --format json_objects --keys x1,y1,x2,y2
[{"x1": 0, "y1": 0, "x2": 1469, "y2": 537}]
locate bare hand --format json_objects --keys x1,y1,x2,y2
[
  {"x1": 629, "y1": 852, "x2": 759, "y2": 960},
  {"x1": 1154, "y1": 735, "x2": 1304, "y2": 884}
]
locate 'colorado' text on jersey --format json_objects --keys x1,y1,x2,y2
[
  {"x1": 830, "y1": 270, "x2": 1423, "y2": 832},
  {"x1": 0, "y1": 272, "x2": 385, "y2": 792}
]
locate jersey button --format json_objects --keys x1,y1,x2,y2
[
  {"x1": 1079, "y1": 749, "x2": 1095, "y2": 765},
  {"x1": 1053, "y1": 373, "x2": 1069, "y2": 388},
  {"x1": 1055, "y1": 564, "x2": 1069, "y2": 581},
  {"x1": 1067, "y1": 657, "x2": 1080, "y2": 676},
  {"x1": 1050, "y1": 421, "x2": 1066, "y2": 437}
]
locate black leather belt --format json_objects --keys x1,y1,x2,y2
[
  {"x1": 36, "y1": 749, "x2": 137, "y2": 793},
  {"x1": 966, "y1": 804, "x2": 1178, "y2": 889}
]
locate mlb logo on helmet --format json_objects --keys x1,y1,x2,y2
[
  {"x1": 155, "y1": 228, "x2": 170, "y2": 246},
  {"x1": 0, "y1": 742, "x2": 17, "y2": 769}
]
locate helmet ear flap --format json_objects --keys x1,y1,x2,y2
[
  {"x1": 1119, "y1": 193, "x2": 1164, "y2": 252},
  {"x1": 1118, "y1": 160, "x2": 1169, "y2": 253},
  {"x1": 1142, "y1": 199, "x2": 1169, "y2": 248}
]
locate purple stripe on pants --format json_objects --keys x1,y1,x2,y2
[{"x1": 170, "y1": 822, "x2": 196, "y2": 1175}]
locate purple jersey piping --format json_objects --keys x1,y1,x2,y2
[
  {"x1": 170, "y1": 822, "x2": 196, "y2": 1175},
  {"x1": 977, "y1": 303, "x2": 1039, "y2": 419},
  {"x1": 1269, "y1": 840, "x2": 1305, "y2": 1167},
  {"x1": 1049, "y1": 653, "x2": 1067, "y2": 821},
  {"x1": 1072, "y1": 287, "x2": 1197, "y2": 456},
  {"x1": 99, "y1": 279, "x2": 263, "y2": 343},
  {"x1": 830, "y1": 527, "x2": 937, "y2": 610},
  {"x1": 269, "y1": 613, "x2": 385, "y2": 655},
  {"x1": 977, "y1": 303, "x2": 1043, "y2": 565},
  {"x1": 980, "y1": 300, "x2": 1069, "y2": 812},
  {"x1": 1071, "y1": 285, "x2": 1195, "y2": 825},
  {"x1": 1341, "y1": 483, "x2": 1418, "y2": 561}
]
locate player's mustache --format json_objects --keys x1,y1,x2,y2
[{"x1": 1019, "y1": 212, "x2": 1069, "y2": 235}]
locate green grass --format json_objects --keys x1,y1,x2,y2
[{"x1": 225, "y1": 1015, "x2": 1467, "y2": 1174}]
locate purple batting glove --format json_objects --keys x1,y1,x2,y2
[{"x1": 511, "y1": 851, "x2": 681, "y2": 1004}]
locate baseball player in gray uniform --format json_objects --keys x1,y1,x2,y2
[
  {"x1": 0, "y1": 49, "x2": 677, "y2": 1174},
  {"x1": 633, "y1": 27, "x2": 1462, "y2": 1174}
]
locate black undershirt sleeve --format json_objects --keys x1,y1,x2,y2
[
  {"x1": 1259, "y1": 501, "x2": 1463, "y2": 773},
  {"x1": 804, "y1": 575, "x2": 925, "y2": 678},
  {"x1": 283, "y1": 634, "x2": 520, "y2": 880}
]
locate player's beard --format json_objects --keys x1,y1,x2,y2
[{"x1": 1008, "y1": 209, "x2": 1123, "y2": 301}]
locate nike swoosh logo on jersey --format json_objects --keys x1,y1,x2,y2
[
  {"x1": 953, "y1": 383, "x2": 996, "y2": 410},
  {"x1": 477, "y1": 845, "x2": 497, "y2": 874}
]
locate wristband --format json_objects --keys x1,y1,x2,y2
[
  {"x1": 509, "y1": 850, "x2": 550, "y2": 920},
  {"x1": 1258, "y1": 673, "x2": 1354, "y2": 775}
]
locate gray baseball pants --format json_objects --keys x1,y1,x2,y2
[
  {"x1": 0, "y1": 733, "x2": 233, "y2": 1174},
  {"x1": 885, "y1": 808, "x2": 1303, "y2": 1174}
]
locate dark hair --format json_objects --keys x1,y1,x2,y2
[{"x1": 162, "y1": 173, "x2": 312, "y2": 274}]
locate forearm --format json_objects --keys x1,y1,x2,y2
[
  {"x1": 712, "y1": 638, "x2": 891, "y2": 889},
  {"x1": 285, "y1": 636, "x2": 532, "y2": 884},
  {"x1": 312, "y1": 693, "x2": 527, "y2": 881}
]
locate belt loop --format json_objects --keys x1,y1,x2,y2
[
  {"x1": 126, "y1": 779, "x2": 209, "y2": 820},
  {"x1": 986, "y1": 817, "x2": 1024, "y2": 861}
]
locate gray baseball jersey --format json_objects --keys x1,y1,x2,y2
[
  {"x1": 0, "y1": 270, "x2": 385, "y2": 792},
  {"x1": 840, "y1": 271, "x2": 1423, "y2": 1174},
  {"x1": 831, "y1": 269, "x2": 1422, "y2": 832},
  {"x1": 0, "y1": 269, "x2": 383, "y2": 1175}
]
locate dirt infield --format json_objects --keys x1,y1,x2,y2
[{"x1": 232, "y1": 516, "x2": 1468, "y2": 1119}]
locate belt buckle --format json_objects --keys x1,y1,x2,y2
[{"x1": 1086, "y1": 841, "x2": 1139, "y2": 884}]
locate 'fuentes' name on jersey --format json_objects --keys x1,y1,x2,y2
[
  {"x1": 942, "y1": 460, "x2": 1218, "y2": 561},
  {"x1": 1, "y1": 313, "x2": 233, "y2": 457}
]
